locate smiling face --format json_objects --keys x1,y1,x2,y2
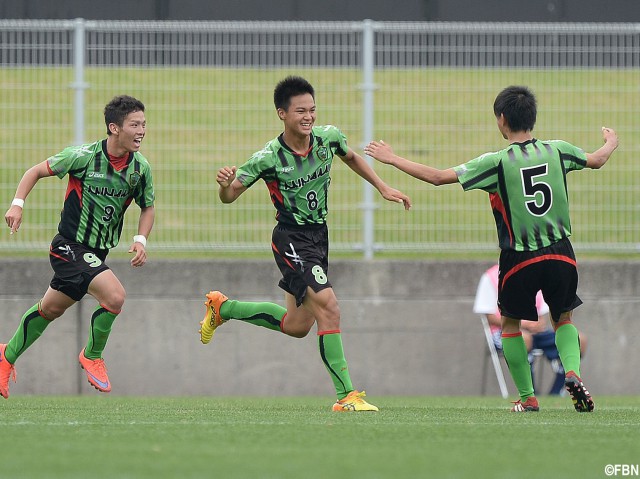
[
  {"x1": 108, "y1": 110, "x2": 146, "y2": 156},
  {"x1": 278, "y1": 93, "x2": 316, "y2": 139}
]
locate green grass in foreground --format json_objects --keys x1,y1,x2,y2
[{"x1": 1, "y1": 396, "x2": 638, "y2": 479}]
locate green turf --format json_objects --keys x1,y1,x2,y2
[{"x1": 1, "y1": 395, "x2": 638, "y2": 478}]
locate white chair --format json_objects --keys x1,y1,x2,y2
[
  {"x1": 480, "y1": 314, "x2": 509, "y2": 399},
  {"x1": 480, "y1": 314, "x2": 544, "y2": 399}
]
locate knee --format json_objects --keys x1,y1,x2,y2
[
  {"x1": 101, "y1": 287, "x2": 126, "y2": 313},
  {"x1": 40, "y1": 303, "x2": 65, "y2": 320},
  {"x1": 286, "y1": 328, "x2": 311, "y2": 339}
]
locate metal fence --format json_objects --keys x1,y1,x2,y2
[{"x1": 0, "y1": 20, "x2": 638, "y2": 256}]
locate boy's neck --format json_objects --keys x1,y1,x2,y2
[
  {"x1": 506, "y1": 130, "x2": 534, "y2": 143},
  {"x1": 282, "y1": 130, "x2": 311, "y2": 155}
]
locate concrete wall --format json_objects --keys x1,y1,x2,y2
[{"x1": 0, "y1": 259, "x2": 638, "y2": 398}]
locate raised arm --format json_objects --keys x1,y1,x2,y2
[
  {"x1": 217, "y1": 166, "x2": 248, "y2": 203},
  {"x1": 585, "y1": 127, "x2": 618, "y2": 169},
  {"x1": 339, "y1": 147, "x2": 411, "y2": 210},
  {"x1": 364, "y1": 141, "x2": 459, "y2": 186}
]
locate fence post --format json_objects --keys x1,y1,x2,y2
[
  {"x1": 360, "y1": 19, "x2": 377, "y2": 259},
  {"x1": 72, "y1": 18, "x2": 88, "y2": 146}
]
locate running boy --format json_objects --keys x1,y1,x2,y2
[
  {"x1": 200, "y1": 76, "x2": 411, "y2": 411},
  {"x1": 1, "y1": 95, "x2": 155, "y2": 397}
]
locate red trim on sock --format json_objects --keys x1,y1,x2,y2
[
  {"x1": 37, "y1": 302, "x2": 53, "y2": 321},
  {"x1": 318, "y1": 329, "x2": 341, "y2": 336},
  {"x1": 279, "y1": 313, "x2": 287, "y2": 333},
  {"x1": 99, "y1": 303, "x2": 121, "y2": 315},
  {"x1": 556, "y1": 320, "x2": 572, "y2": 328},
  {"x1": 501, "y1": 332, "x2": 523, "y2": 338}
]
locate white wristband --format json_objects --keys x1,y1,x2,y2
[
  {"x1": 11, "y1": 198, "x2": 24, "y2": 208},
  {"x1": 133, "y1": 235, "x2": 147, "y2": 247}
]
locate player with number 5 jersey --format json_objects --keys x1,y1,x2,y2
[
  {"x1": 199, "y1": 76, "x2": 411, "y2": 412},
  {"x1": 365, "y1": 85, "x2": 617, "y2": 413},
  {"x1": 1, "y1": 95, "x2": 155, "y2": 398}
]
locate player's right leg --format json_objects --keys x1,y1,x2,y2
[
  {"x1": 198, "y1": 291, "x2": 293, "y2": 344},
  {"x1": 553, "y1": 313, "x2": 594, "y2": 412},
  {"x1": 80, "y1": 269, "x2": 125, "y2": 393},
  {"x1": 1, "y1": 287, "x2": 74, "y2": 399}
]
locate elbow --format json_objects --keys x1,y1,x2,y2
[
  {"x1": 431, "y1": 174, "x2": 449, "y2": 186},
  {"x1": 219, "y1": 192, "x2": 235, "y2": 204}
]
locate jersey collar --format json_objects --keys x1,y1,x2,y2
[{"x1": 277, "y1": 132, "x2": 315, "y2": 157}]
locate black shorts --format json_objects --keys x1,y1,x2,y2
[
  {"x1": 498, "y1": 237, "x2": 582, "y2": 322},
  {"x1": 49, "y1": 234, "x2": 110, "y2": 301},
  {"x1": 271, "y1": 223, "x2": 332, "y2": 306}
]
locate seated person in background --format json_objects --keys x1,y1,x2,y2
[{"x1": 473, "y1": 265, "x2": 587, "y2": 395}]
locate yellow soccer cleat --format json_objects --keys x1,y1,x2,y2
[
  {"x1": 199, "y1": 291, "x2": 229, "y2": 344},
  {"x1": 332, "y1": 390, "x2": 379, "y2": 412}
]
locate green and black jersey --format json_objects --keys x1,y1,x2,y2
[
  {"x1": 47, "y1": 139, "x2": 155, "y2": 250},
  {"x1": 235, "y1": 125, "x2": 348, "y2": 226},
  {"x1": 454, "y1": 139, "x2": 587, "y2": 252}
]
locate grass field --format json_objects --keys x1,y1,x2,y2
[{"x1": 1, "y1": 395, "x2": 638, "y2": 479}]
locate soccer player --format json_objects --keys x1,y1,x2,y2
[
  {"x1": 364, "y1": 85, "x2": 618, "y2": 412},
  {"x1": 1, "y1": 95, "x2": 155, "y2": 398},
  {"x1": 200, "y1": 75, "x2": 411, "y2": 412}
]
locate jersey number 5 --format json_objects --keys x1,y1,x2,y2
[{"x1": 520, "y1": 164, "x2": 552, "y2": 216}]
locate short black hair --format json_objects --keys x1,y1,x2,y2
[
  {"x1": 104, "y1": 95, "x2": 145, "y2": 135},
  {"x1": 493, "y1": 86, "x2": 537, "y2": 132},
  {"x1": 273, "y1": 76, "x2": 315, "y2": 111}
]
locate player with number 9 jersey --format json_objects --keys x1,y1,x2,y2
[
  {"x1": 48, "y1": 139, "x2": 154, "y2": 251},
  {"x1": 1, "y1": 95, "x2": 155, "y2": 399}
]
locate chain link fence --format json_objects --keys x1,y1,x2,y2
[{"x1": 1, "y1": 20, "x2": 638, "y2": 255}]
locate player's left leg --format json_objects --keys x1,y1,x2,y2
[{"x1": 302, "y1": 287, "x2": 377, "y2": 412}]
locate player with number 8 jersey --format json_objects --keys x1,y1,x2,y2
[
  {"x1": 1, "y1": 95, "x2": 155, "y2": 398},
  {"x1": 199, "y1": 76, "x2": 411, "y2": 411}
]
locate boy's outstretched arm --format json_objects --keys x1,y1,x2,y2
[
  {"x1": 364, "y1": 141, "x2": 458, "y2": 186},
  {"x1": 585, "y1": 127, "x2": 618, "y2": 169},
  {"x1": 340, "y1": 147, "x2": 411, "y2": 210}
]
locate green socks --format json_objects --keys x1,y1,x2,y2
[
  {"x1": 555, "y1": 323, "x2": 581, "y2": 377},
  {"x1": 5, "y1": 303, "x2": 51, "y2": 364},
  {"x1": 84, "y1": 306, "x2": 118, "y2": 360},
  {"x1": 502, "y1": 333, "x2": 534, "y2": 401},
  {"x1": 218, "y1": 300, "x2": 353, "y2": 400},
  {"x1": 6, "y1": 303, "x2": 119, "y2": 363},
  {"x1": 220, "y1": 300, "x2": 286, "y2": 332},
  {"x1": 318, "y1": 331, "x2": 353, "y2": 400}
]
